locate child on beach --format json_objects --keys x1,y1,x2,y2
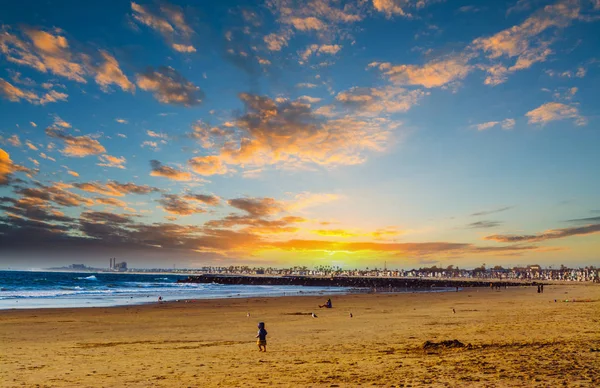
[{"x1": 256, "y1": 322, "x2": 267, "y2": 352}]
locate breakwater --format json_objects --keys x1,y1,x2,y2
[{"x1": 177, "y1": 274, "x2": 536, "y2": 289}]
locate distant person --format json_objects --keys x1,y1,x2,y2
[
  {"x1": 158, "y1": 296, "x2": 163, "y2": 302},
  {"x1": 541, "y1": 284, "x2": 544, "y2": 293},
  {"x1": 537, "y1": 285, "x2": 541, "y2": 293},
  {"x1": 256, "y1": 322, "x2": 267, "y2": 352},
  {"x1": 319, "y1": 298, "x2": 332, "y2": 308}
]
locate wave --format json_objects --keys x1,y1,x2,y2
[{"x1": 77, "y1": 275, "x2": 98, "y2": 281}]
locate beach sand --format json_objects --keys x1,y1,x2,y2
[{"x1": 1, "y1": 284, "x2": 599, "y2": 387}]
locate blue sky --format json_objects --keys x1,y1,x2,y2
[{"x1": 0, "y1": 0, "x2": 599, "y2": 269}]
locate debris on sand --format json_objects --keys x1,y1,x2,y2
[{"x1": 422, "y1": 340, "x2": 468, "y2": 350}]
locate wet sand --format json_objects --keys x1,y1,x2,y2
[{"x1": 1, "y1": 284, "x2": 599, "y2": 387}]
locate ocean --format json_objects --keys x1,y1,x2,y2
[{"x1": 0, "y1": 271, "x2": 353, "y2": 310}]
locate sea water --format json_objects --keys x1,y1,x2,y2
[{"x1": 0, "y1": 271, "x2": 354, "y2": 309}]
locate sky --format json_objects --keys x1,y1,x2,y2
[{"x1": 0, "y1": 0, "x2": 599, "y2": 270}]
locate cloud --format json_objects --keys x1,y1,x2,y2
[
  {"x1": 0, "y1": 148, "x2": 16, "y2": 184},
  {"x1": 158, "y1": 194, "x2": 206, "y2": 216},
  {"x1": 526, "y1": 102, "x2": 586, "y2": 126},
  {"x1": 53, "y1": 115, "x2": 71, "y2": 128},
  {"x1": 14, "y1": 183, "x2": 94, "y2": 208},
  {"x1": 46, "y1": 127, "x2": 106, "y2": 157},
  {"x1": 369, "y1": 56, "x2": 473, "y2": 88},
  {"x1": 97, "y1": 154, "x2": 127, "y2": 169},
  {"x1": 136, "y1": 66, "x2": 204, "y2": 106},
  {"x1": 372, "y1": 0, "x2": 443, "y2": 18},
  {"x1": 74, "y1": 181, "x2": 159, "y2": 197},
  {"x1": 264, "y1": 33, "x2": 289, "y2": 51},
  {"x1": 92, "y1": 51, "x2": 135, "y2": 92},
  {"x1": 296, "y1": 83, "x2": 318, "y2": 88},
  {"x1": 183, "y1": 193, "x2": 220, "y2": 206},
  {"x1": 94, "y1": 197, "x2": 128, "y2": 208},
  {"x1": 0, "y1": 27, "x2": 133, "y2": 93},
  {"x1": 336, "y1": 86, "x2": 426, "y2": 114},
  {"x1": 473, "y1": 0, "x2": 588, "y2": 84},
  {"x1": 205, "y1": 214, "x2": 304, "y2": 234},
  {"x1": 0, "y1": 78, "x2": 68, "y2": 105},
  {"x1": 471, "y1": 206, "x2": 513, "y2": 217},
  {"x1": 146, "y1": 130, "x2": 167, "y2": 138},
  {"x1": 131, "y1": 1, "x2": 196, "y2": 53},
  {"x1": 141, "y1": 141, "x2": 159, "y2": 150},
  {"x1": 471, "y1": 118, "x2": 515, "y2": 131},
  {"x1": 188, "y1": 155, "x2": 228, "y2": 176},
  {"x1": 287, "y1": 192, "x2": 339, "y2": 211},
  {"x1": 264, "y1": 0, "x2": 363, "y2": 54},
  {"x1": 369, "y1": 0, "x2": 597, "y2": 89},
  {"x1": 115, "y1": 118, "x2": 128, "y2": 124},
  {"x1": 300, "y1": 44, "x2": 342, "y2": 60},
  {"x1": 227, "y1": 197, "x2": 285, "y2": 217},
  {"x1": 467, "y1": 220, "x2": 503, "y2": 229},
  {"x1": 565, "y1": 216, "x2": 600, "y2": 223},
  {"x1": 484, "y1": 223, "x2": 600, "y2": 243},
  {"x1": 0, "y1": 27, "x2": 86, "y2": 82},
  {"x1": 198, "y1": 93, "x2": 394, "y2": 171},
  {"x1": 149, "y1": 160, "x2": 192, "y2": 181},
  {"x1": 3, "y1": 135, "x2": 21, "y2": 147},
  {"x1": 25, "y1": 141, "x2": 38, "y2": 151},
  {"x1": 81, "y1": 211, "x2": 135, "y2": 225},
  {"x1": 312, "y1": 229, "x2": 357, "y2": 237}
]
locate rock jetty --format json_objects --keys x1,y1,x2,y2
[{"x1": 177, "y1": 274, "x2": 535, "y2": 289}]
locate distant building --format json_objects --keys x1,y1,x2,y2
[{"x1": 114, "y1": 261, "x2": 127, "y2": 271}]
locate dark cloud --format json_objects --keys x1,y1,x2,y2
[
  {"x1": 74, "y1": 181, "x2": 160, "y2": 197},
  {"x1": 471, "y1": 206, "x2": 513, "y2": 217},
  {"x1": 565, "y1": 216, "x2": 600, "y2": 223},
  {"x1": 149, "y1": 160, "x2": 192, "y2": 181},
  {"x1": 136, "y1": 66, "x2": 204, "y2": 106},
  {"x1": 183, "y1": 193, "x2": 220, "y2": 206},
  {"x1": 227, "y1": 197, "x2": 285, "y2": 217},
  {"x1": 158, "y1": 194, "x2": 206, "y2": 216},
  {"x1": 467, "y1": 220, "x2": 503, "y2": 229},
  {"x1": 205, "y1": 214, "x2": 305, "y2": 234},
  {"x1": 485, "y1": 224, "x2": 600, "y2": 243},
  {"x1": 80, "y1": 211, "x2": 135, "y2": 224}
]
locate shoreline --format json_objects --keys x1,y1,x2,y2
[{"x1": 0, "y1": 284, "x2": 461, "y2": 311}]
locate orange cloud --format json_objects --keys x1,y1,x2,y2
[
  {"x1": 150, "y1": 160, "x2": 191, "y2": 181},
  {"x1": 92, "y1": 51, "x2": 135, "y2": 92},
  {"x1": 312, "y1": 229, "x2": 358, "y2": 238},
  {"x1": 188, "y1": 155, "x2": 228, "y2": 176},
  {"x1": 194, "y1": 93, "x2": 394, "y2": 172},
  {"x1": 370, "y1": 56, "x2": 472, "y2": 88},
  {"x1": 94, "y1": 197, "x2": 128, "y2": 208},
  {"x1": 74, "y1": 181, "x2": 159, "y2": 197},
  {"x1": 131, "y1": 1, "x2": 196, "y2": 53},
  {"x1": 46, "y1": 127, "x2": 106, "y2": 157},
  {"x1": 97, "y1": 154, "x2": 127, "y2": 169},
  {"x1": 0, "y1": 78, "x2": 67, "y2": 105},
  {"x1": 525, "y1": 102, "x2": 586, "y2": 126}
]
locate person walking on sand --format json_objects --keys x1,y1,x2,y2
[{"x1": 256, "y1": 322, "x2": 267, "y2": 352}]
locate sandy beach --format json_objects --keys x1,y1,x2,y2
[{"x1": 1, "y1": 284, "x2": 599, "y2": 387}]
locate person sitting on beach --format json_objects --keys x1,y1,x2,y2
[
  {"x1": 256, "y1": 322, "x2": 267, "y2": 352},
  {"x1": 319, "y1": 298, "x2": 332, "y2": 308}
]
